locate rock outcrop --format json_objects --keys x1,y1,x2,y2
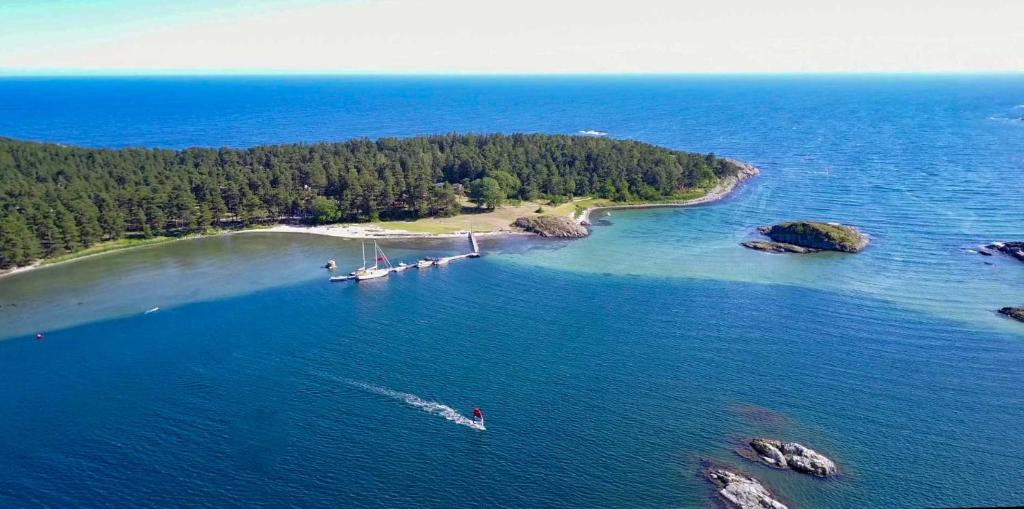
[
  {"x1": 998, "y1": 307, "x2": 1024, "y2": 323},
  {"x1": 746, "y1": 438, "x2": 837, "y2": 477},
  {"x1": 741, "y1": 241, "x2": 817, "y2": 254},
  {"x1": 706, "y1": 467, "x2": 788, "y2": 509},
  {"x1": 985, "y1": 242, "x2": 1024, "y2": 262},
  {"x1": 747, "y1": 221, "x2": 869, "y2": 253},
  {"x1": 513, "y1": 216, "x2": 589, "y2": 238}
]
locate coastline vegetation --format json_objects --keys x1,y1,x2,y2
[
  {"x1": 38, "y1": 235, "x2": 178, "y2": 266},
  {"x1": 0, "y1": 134, "x2": 741, "y2": 269}
]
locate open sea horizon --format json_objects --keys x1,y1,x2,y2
[{"x1": 1, "y1": 75, "x2": 1022, "y2": 508}]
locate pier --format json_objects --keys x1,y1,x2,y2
[{"x1": 329, "y1": 232, "x2": 481, "y2": 282}]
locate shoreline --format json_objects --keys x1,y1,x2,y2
[
  {"x1": 0, "y1": 160, "x2": 759, "y2": 280},
  {"x1": 243, "y1": 224, "x2": 531, "y2": 241},
  {"x1": 576, "y1": 159, "x2": 760, "y2": 224}
]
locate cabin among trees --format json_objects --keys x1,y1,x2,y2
[{"x1": 0, "y1": 134, "x2": 739, "y2": 268}]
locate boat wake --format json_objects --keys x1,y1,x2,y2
[{"x1": 348, "y1": 382, "x2": 485, "y2": 430}]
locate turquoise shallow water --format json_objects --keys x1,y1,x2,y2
[{"x1": 1, "y1": 76, "x2": 1023, "y2": 507}]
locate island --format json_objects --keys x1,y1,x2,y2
[
  {"x1": 743, "y1": 221, "x2": 869, "y2": 253},
  {"x1": 705, "y1": 464, "x2": 788, "y2": 509},
  {"x1": 740, "y1": 438, "x2": 838, "y2": 477},
  {"x1": 985, "y1": 242, "x2": 1024, "y2": 263},
  {"x1": 998, "y1": 307, "x2": 1024, "y2": 323},
  {"x1": 0, "y1": 134, "x2": 756, "y2": 272}
]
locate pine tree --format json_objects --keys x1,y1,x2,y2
[
  {"x1": 55, "y1": 205, "x2": 81, "y2": 252},
  {"x1": 0, "y1": 213, "x2": 42, "y2": 268}
]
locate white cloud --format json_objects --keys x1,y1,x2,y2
[{"x1": 1, "y1": 0, "x2": 1022, "y2": 73}]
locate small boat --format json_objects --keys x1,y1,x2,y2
[
  {"x1": 472, "y1": 407, "x2": 485, "y2": 428},
  {"x1": 391, "y1": 262, "x2": 413, "y2": 273},
  {"x1": 416, "y1": 258, "x2": 436, "y2": 269},
  {"x1": 436, "y1": 257, "x2": 451, "y2": 266},
  {"x1": 329, "y1": 274, "x2": 355, "y2": 282}
]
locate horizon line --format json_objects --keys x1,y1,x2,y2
[{"x1": 3, "y1": 70, "x2": 1024, "y2": 79}]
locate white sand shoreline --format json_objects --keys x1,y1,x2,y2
[{"x1": 241, "y1": 224, "x2": 531, "y2": 240}]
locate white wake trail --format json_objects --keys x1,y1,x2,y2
[{"x1": 349, "y1": 382, "x2": 485, "y2": 430}]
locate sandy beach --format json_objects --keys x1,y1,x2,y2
[{"x1": 247, "y1": 223, "x2": 529, "y2": 240}]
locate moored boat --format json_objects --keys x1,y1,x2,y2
[
  {"x1": 352, "y1": 241, "x2": 392, "y2": 281},
  {"x1": 355, "y1": 267, "x2": 389, "y2": 280}
]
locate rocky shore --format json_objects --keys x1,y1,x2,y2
[
  {"x1": 998, "y1": 307, "x2": 1024, "y2": 323},
  {"x1": 513, "y1": 216, "x2": 590, "y2": 238},
  {"x1": 740, "y1": 241, "x2": 817, "y2": 254},
  {"x1": 705, "y1": 465, "x2": 788, "y2": 509},
  {"x1": 743, "y1": 438, "x2": 838, "y2": 477},
  {"x1": 985, "y1": 241, "x2": 1024, "y2": 262},
  {"x1": 744, "y1": 221, "x2": 869, "y2": 253}
]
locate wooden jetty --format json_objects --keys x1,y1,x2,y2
[{"x1": 329, "y1": 232, "x2": 480, "y2": 282}]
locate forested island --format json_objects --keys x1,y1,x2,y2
[{"x1": 0, "y1": 134, "x2": 744, "y2": 269}]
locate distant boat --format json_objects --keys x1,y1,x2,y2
[
  {"x1": 579, "y1": 130, "x2": 608, "y2": 137},
  {"x1": 144, "y1": 307, "x2": 160, "y2": 314},
  {"x1": 354, "y1": 241, "x2": 391, "y2": 281},
  {"x1": 417, "y1": 257, "x2": 436, "y2": 268},
  {"x1": 436, "y1": 257, "x2": 451, "y2": 266}
]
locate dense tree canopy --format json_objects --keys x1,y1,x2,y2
[{"x1": 0, "y1": 134, "x2": 740, "y2": 268}]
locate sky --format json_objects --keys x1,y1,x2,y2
[{"x1": 0, "y1": 0, "x2": 1022, "y2": 75}]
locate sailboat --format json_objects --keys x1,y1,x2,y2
[{"x1": 355, "y1": 241, "x2": 391, "y2": 281}]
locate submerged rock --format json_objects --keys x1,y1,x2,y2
[
  {"x1": 746, "y1": 438, "x2": 837, "y2": 477},
  {"x1": 985, "y1": 241, "x2": 1024, "y2": 262},
  {"x1": 513, "y1": 216, "x2": 589, "y2": 238},
  {"x1": 998, "y1": 307, "x2": 1024, "y2": 323},
  {"x1": 741, "y1": 241, "x2": 818, "y2": 254},
  {"x1": 706, "y1": 467, "x2": 788, "y2": 509},
  {"x1": 751, "y1": 221, "x2": 869, "y2": 253}
]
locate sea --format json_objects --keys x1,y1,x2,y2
[{"x1": 0, "y1": 75, "x2": 1022, "y2": 508}]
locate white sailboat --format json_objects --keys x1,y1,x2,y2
[{"x1": 355, "y1": 241, "x2": 391, "y2": 281}]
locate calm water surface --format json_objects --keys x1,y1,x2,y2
[{"x1": 0, "y1": 76, "x2": 1022, "y2": 508}]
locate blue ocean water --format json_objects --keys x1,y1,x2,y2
[{"x1": 1, "y1": 76, "x2": 1023, "y2": 508}]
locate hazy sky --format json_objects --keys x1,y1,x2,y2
[{"x1": 1, "y1": 0, "x2": 1022, "y2": 74}]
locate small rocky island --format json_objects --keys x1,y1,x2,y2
[
  {"x1": 998, "y1": 307, "x2": 1024, "y2": 323},
  {"x1": 742, "y1": 438, "x2": 838, "y2": 477},
  {"x1": 743, "y1": 221, "x2": 869, "y2": 254},
  {"x1": 985, "y1": 241, "x2": 1024, "y2": 262},
  {"x1": 513, "y1": 216, "x2": 589, "y2": 238},
  {"x1": 706, "y1": 466, "x2": 788, "y2": 509}
]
